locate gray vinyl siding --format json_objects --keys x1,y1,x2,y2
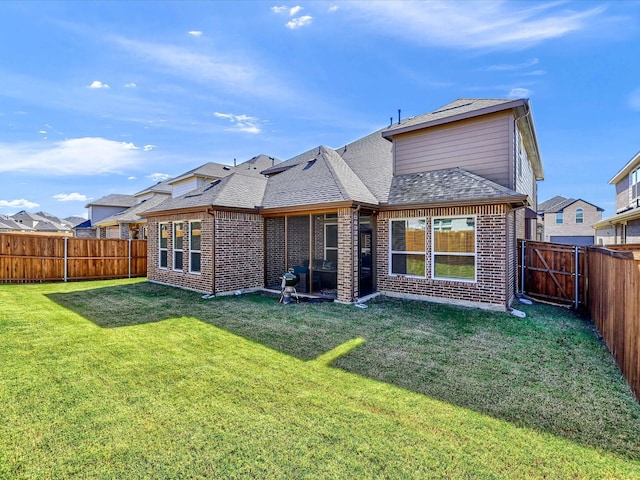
[
  {"x1": 90, "y1": 205, "x2": 127, "y2": 224},
  {"x1": 393, "y1": 112, "x2": 512, "y2": 188}
]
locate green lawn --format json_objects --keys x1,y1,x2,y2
[{"x1": 1, "y1": 279, "x2": 640, "y2": 478}]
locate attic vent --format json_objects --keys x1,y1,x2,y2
[
  {"x1": 223, "y1": 166, "x2": 231, "y2": 171},
  {"x1": 303, "y1": 159, "x2": 316, "y2": 170},
  {"x1": 431, "y1": 102, "x2": 473, "y2": 115}
]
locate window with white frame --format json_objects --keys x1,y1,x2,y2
[
  {"x1": 159, "y1": 223, "x2": 169, "y2": 269},
  {"x1": 575, "y1": 208, "x2": 584, "y2": 224},
  {"x1": 324, "y1": 222, "x2": 338, "y2": 264},
  {"x1": 173, "y1": 222, "x2": 184, "y2": 271},
  {"x1": 631, "y1": 167, "x2": 640, "y2": 203},
  {"x1": 555, "y1": 212, "x2": 563, "y2": 224},
  {"x1": 189, "y1": 221, "x2": 201, "y2": 274},
  {"x1": 432, "y1": 217, "x2": 476, "y2": 281},
  {"x1": 390, "y1": 218, "x2": 426, "y2": 277}
]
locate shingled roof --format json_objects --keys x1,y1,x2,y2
[
  {"x1": 382, "y1": 98, "x2": 523, "y2": 136},
  {"x1": 94, "y1": 194, "x2": 172, "y2": 226},
  {"x1": 538, "y1": 195, "x2": 604, "y2": 213},
  {"x1": 85, "y1": 194, "x2": 137, "y2": 208},
  {"x1": 387, "y1": 168, "x2": 526, "y2": 207},
  {"x1": 168, "y1": 161, "x2": 235, "y2": 185},
  {"x1": 261, "y1": 146, "x2": 378, "y2": 209},
  {"x1": 144, "y1": 170, "x2": 268, "y2": 214}
]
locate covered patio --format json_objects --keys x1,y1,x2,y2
[{"x1": 264, "y1": 209, "x2": 374, "y2": 303}]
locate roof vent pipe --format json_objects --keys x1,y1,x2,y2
[
  {"x1": 398, "y1": 109, "x2": 401, "y2": 124},
  {"x1": 234, "y1": 158, "x2": 237, "y2": 167},
  {"x1": 389, "y1": 116, "x2": 393, "y2": 127}
]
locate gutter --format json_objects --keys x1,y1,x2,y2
[
  {"x1": 378, "y1": 195, "x2": 528, "y2": 212},
  {"x1": 207, "y1": 207, "x2": 216, "y2": 295}
]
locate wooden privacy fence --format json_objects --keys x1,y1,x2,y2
[
  {"x1": 518, "y1": 240, "x2": 587, "y2": 308},
  {"x1": 587, "y1": 244, "x2": 640, "y2": 402},
  {"x1": 0, "y1": 233, "x2": 147, "y2": 283}
]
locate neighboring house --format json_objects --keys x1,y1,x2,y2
[
  {"x1": 93, "y1": 179, "x2": 173, "y2": 240},
  {"x1": 74, "y1": 194, "x2": 137, "y2": 238},
  {"x1": 594, "y1": 151, "x2": 640, "y2": 245},
  {"x1": 11, "y1": 210, "x2": 71, "y2": 233},
  {"x1": 89, "y1": 155, "x2": 281, "y2": 240},
  {"x1": 0, "y1": 214, "x2": 33, "y2": 232},
  {"x1": 537, "y1": 195, "x2": 603, "y2": 245},
  {"x1": 141, "y1": 98, "x2": 543, "y2": 312}
]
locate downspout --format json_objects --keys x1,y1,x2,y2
[
  {"x1": 207, "y1": 208, "x2": 216, "y2": 295},
  {"x1": 352, "y1": 204, "x2": 361, "y2": 302}
]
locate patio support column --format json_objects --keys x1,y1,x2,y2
[{"x1": 337, "y1": 207, "x2": 357, "y2": 303}]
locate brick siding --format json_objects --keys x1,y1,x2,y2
[
  {"x1": 213, "y1": 211, "x2": 264, "y2": 294},
  {"x1": 376, "y1": 205, "x2": 510, "y2": 311},
  {"x1": 147, "y1": 212, "x2": 214, "y2": 293}
]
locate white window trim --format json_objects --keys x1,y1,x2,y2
[
  {"x1": 431, "y1": 216, "x2": 477, "y2": 283},
  {"x1": 575, "y1": 208, "x2": 584, "y2": 224},
  {"x1": 159, "y1": 222, "x2": 169, "y2": 270},
  {"x1": 555, "y1": 212, "x2": 563, "y2": 224},
  {"x1": 173, "y1": 222, "x2": 184, "y2": 272},
  {"x1": 324, "y1": 222, "x2": 338, "y2": 262},
  {"x1": 189, "y1": 220, "x2": 202, "y2": 275},
  {"x1": 389, "y1": 218, "x2": 426, "y2": 279}
]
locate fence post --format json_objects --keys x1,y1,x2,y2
[
  {"x1": 63, "y1": 237, "x2": 68, "y2": 282},
  {"x1": 128, "y1": 239, "x2": 132, "y2": 279},
  {"x1": 574, "y1": 245, "x2": 579, "y2": 309},
  {"x1": 520, "y1": 240, "x2": 525, "y2": 295}
]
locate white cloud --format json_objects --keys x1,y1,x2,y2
[
  {"x1": 0, "y1": 137, "x2": 145, "y2": 175},
  {"x1": 188, "y1": 30, "x2": 203, "y2": 37},
  {"x1": 328, "y1": 4, "x2": 339, "y2": 13},
  {"x1": 38, "y1": 130, "x2": 47, "y2": 134},
  {"x1": 286, "y1": 15, "x2": 313, "y2": 29},
  {"x1": 344, "y1": 1, "x2": 606, "y2": 49},
  {"x1": 485, "y1": 58, "x2": 539, "y2": 72},
  {"x1": 508, "y1": 87, "x2": 532, "y2": 98},
  {"x1": 143, "y1": 144, "x2": 157, "y2": 151},
  {"x1": 213, "y1": 112, "x2": 262, "y2": 134},
  {"x1": 0, "y1": 199, "x2": 39, "y2": 209},
  {"x1": 146, "y1": 172, "x2": 171, "y2": 182},
  {"x1": 109, "y1": 36, "x2": 280, "y2": 98},
  {"x1": 271, "y1": 5, "x2": 288, "y2": 13},
  {"x1": 87, "y1": 80, "x2": 110, "y2": 89},
  {"x1": 128, "y1": 176, "x2": 137, "y2": 180},
  {"x1": 523, "y1": 70, "x2": 547, "y2": 76},
  {"x1": 289, "y1": 6, "x2": 302, "y2": 16},
  {"x1": 629, "y1": 88, "x2": 640, "y2": 111},
  {"x1": 53, "y1": 192, "x2": 89, "y2": 202},
  {"x1": 124, "y1": 82, "x2": 137, "y2": 88}
]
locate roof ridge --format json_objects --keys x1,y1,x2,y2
[{"x1": 321, "y1": 148, "x2": 378, "y2": 204}]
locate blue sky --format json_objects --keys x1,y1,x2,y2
[{"x1": 1, "y1": 0, "x2": 639, "y2": 219}]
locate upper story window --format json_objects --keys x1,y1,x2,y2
[
  {"x1": 575, "y1": 208, "x2": 584, "y2": 224},
  {"x1": 631, "y1": 167, "x2": 640, "y2": 203},
  {"x1": 555, "y1": 212, "x2": 563, "y2": 224}
]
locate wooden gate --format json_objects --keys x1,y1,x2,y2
[{"x1": 517, "y1": 240, "x2": 587, "y2": 308}]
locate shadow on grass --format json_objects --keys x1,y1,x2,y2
[{"x1": 47, "y1": 281, "x2": 640, "y2": 460}]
